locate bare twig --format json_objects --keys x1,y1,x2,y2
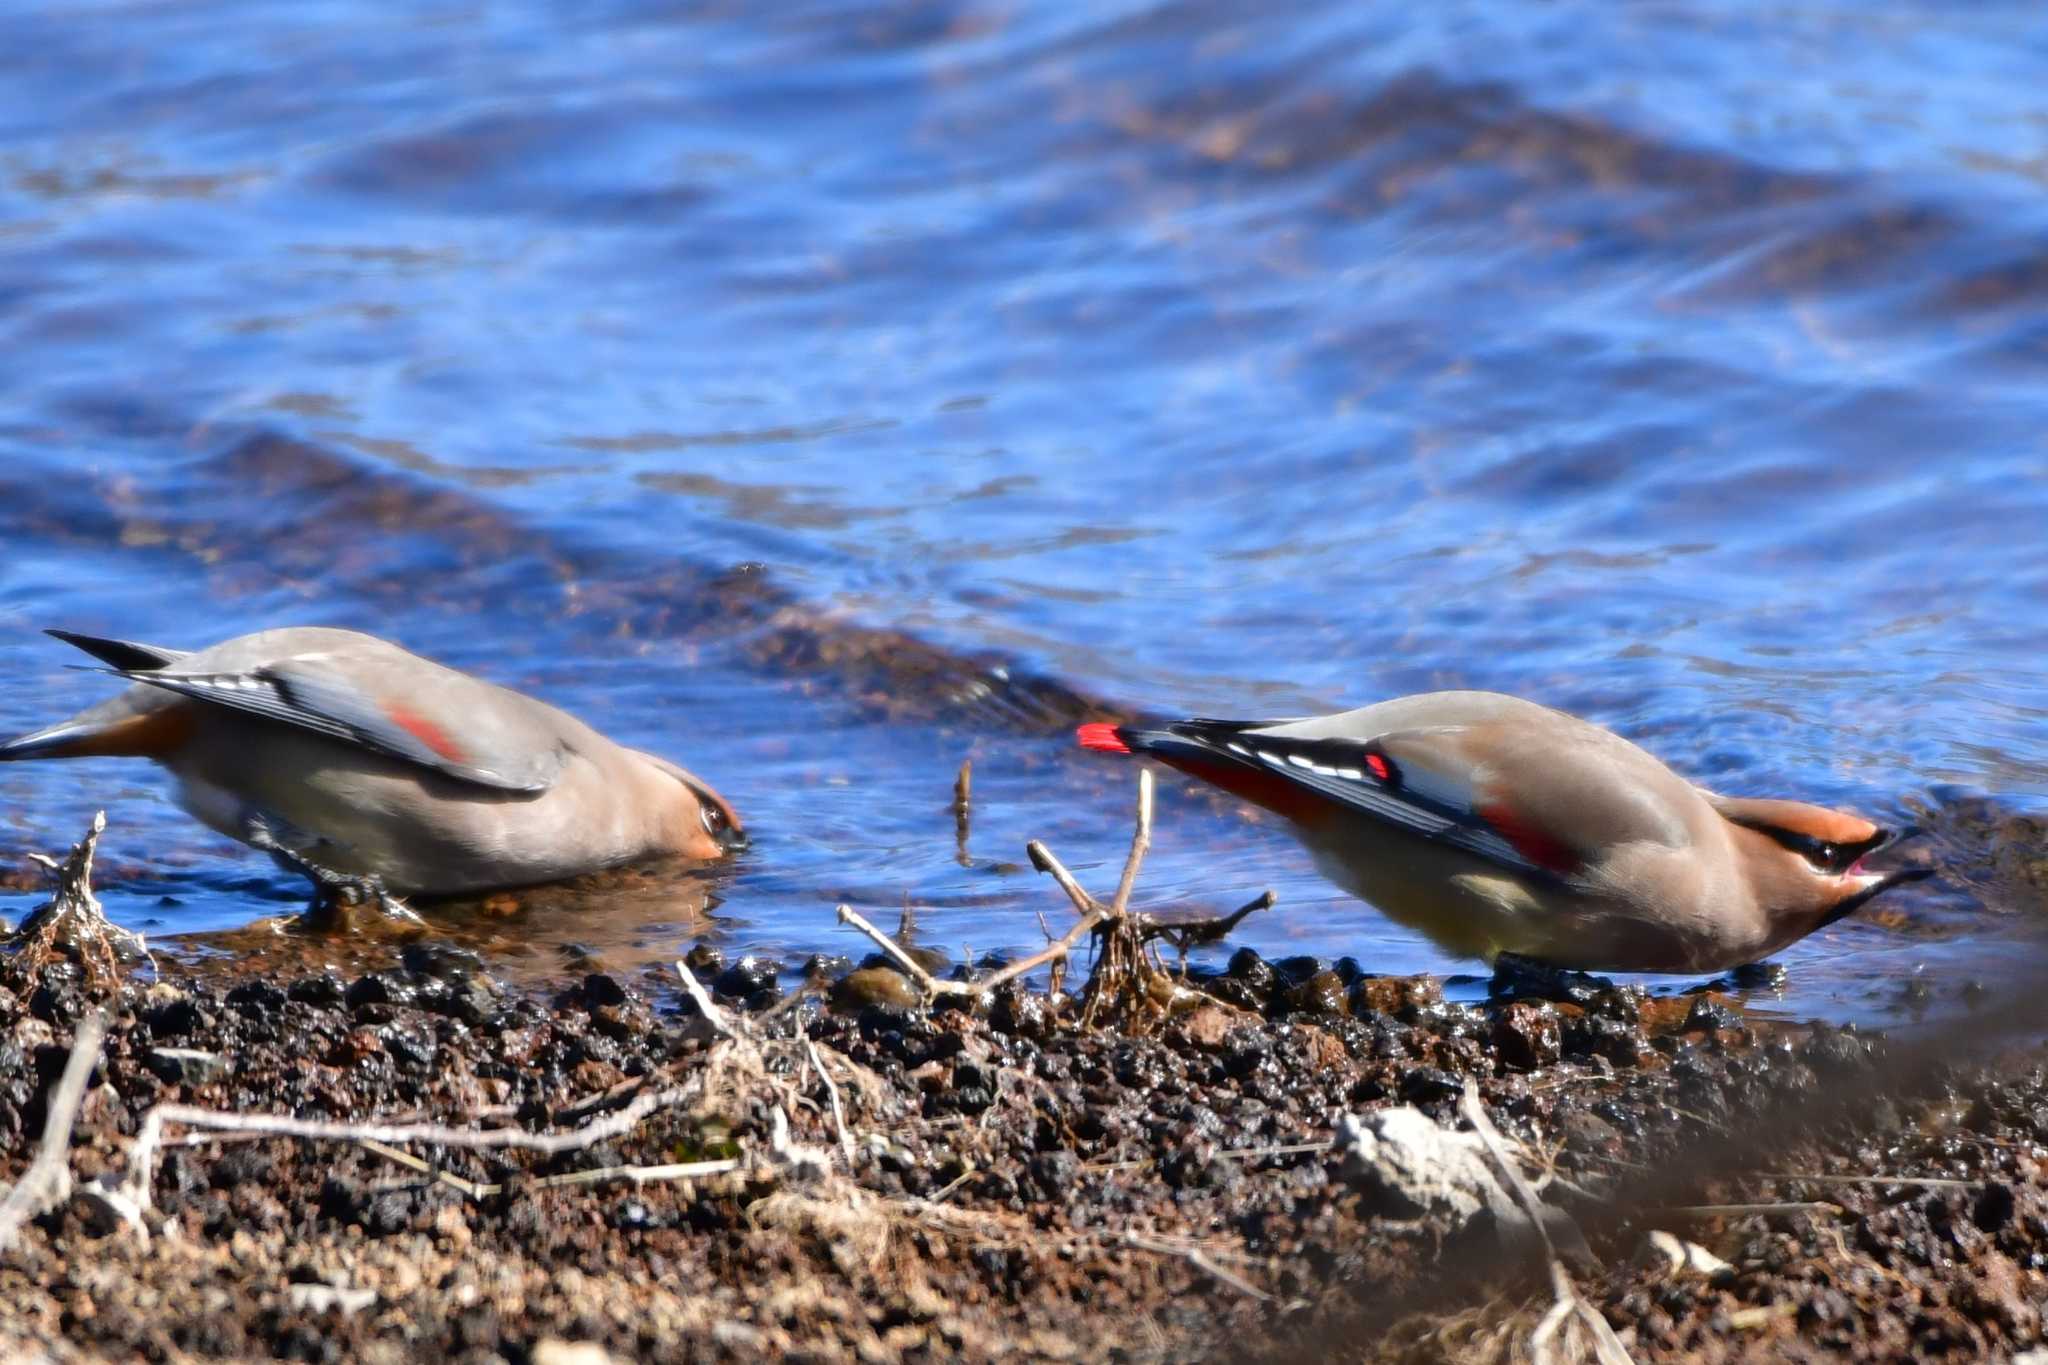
[
  {"x1": 929, "y1": 1165, "x2": 977, "y2": 1204},
  {"x1": 9, "y1": 814, "x2": 147, "y2": 992},
  {"x1": 0, "y1": 1011, "x2": 107, "y2": 1255},
  {"x1": 674, "y1": 958, "x2": 736, "y2": 1038},
  {"x1": 1125, "y1": 1230, "x2": 1277, "y2": 1303},
  {"x1": 1108, "y1": 769, "x2": 1154, "y2": 915},
  {"x1": 357, "y1": 1136, "x2": 743, "y2": 1199},
  {"x1": 844, "y1": 769, "x2": 1261, "y2": 1025},
  {"x1": 1660, "y1": 1201, "x2": 1844, "y2": 1219},
  {"x1": 1461, "y1": 1080, "x2": 1633, "y2": 1365},
  {"x1": 1757, "y1": 1171, "x2": 1976, "y2": 1191},
  {"x1": 1024, "y1": 840, "x2": 1099, "y2": 917},
  {"x1": 1154, "y1": 890, "x2": 1278, "y2": 961},
  {"x1": 837, "y1": 905, "x2": 966, "y2": 999},
  {"x1": 974, "y1": 910, "x2": 1107, "y2": 994},
  {"x1": 103, "y1": 1080, "x2": 694, "y2": 1238},
  {"x1": 953, "y1": 758, "x2": 973, "y2": 867},
  {"x1": 806, "y1": 1039, "x2": 855, "y2": 1160}
]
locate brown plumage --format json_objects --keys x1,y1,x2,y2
[
  {"x1": 1080, "y1": 691, "x2": 1926, "y2": 974},
  {"x1": 1, "y1": 627, "x2": 743, "y2": 896}
]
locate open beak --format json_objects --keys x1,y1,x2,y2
[{"x1": 1819, "y1": 826, "x2": 1933, "y2": 926}]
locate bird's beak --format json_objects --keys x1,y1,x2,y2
[{"x1": 1813, "y1": 825, "x2": 1932, "y2": 927}]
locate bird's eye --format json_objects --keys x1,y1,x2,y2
[
  {"x1": 1806, "y1": 842, "x2": 1840, "y2": 873},
  {"x1": 700, "y1": 805, "x2": 726, "y2": 835}
]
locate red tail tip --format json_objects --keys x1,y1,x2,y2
[{"x1": 1076, "y1": 723, "x2": 1131, "y2": 755}]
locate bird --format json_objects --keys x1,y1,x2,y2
[
  {"x1": 1077, "y1": 691, "x2": 1928, "y2": 974},
  {"x1": 0, "y1": 627, "x2": 744, "y2": 907}
]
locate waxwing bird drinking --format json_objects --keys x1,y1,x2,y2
[
  {"x1": 1, "y1": 628, "x2": 745, "y2": 918},
  {"x1": 1078, "y1": 692, "x2": 1928, "y2": 975}
]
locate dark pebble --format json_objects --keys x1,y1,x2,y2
[
  {"x1": 1490, "y1": 1001, "x2": 1561, "y2": 1071},
  {"x1": 345, "y1": 973, "x2": 415, "y2": 1010},
  {"x1": 800, "y1": 953, "x2": 853, "y2": 981},
  {"x1": 144, "y1": 996, "x2": 206, "y2": 1040},
  {"x1": 1398, "y1": 1066, "x2": 1464, "y2": 1104},
  {"x1": 1973, "y1": 1182, "x2": 2017, "y2": 1232},
  {"x1": 1285, "y1": 970, "x2": 1350, "y2": 1019},
  {"x1": 1682, "y1": 996, "x2": 1742, "y2": 1033},
  {"x1": 400, "y1": 943, "x2": 488, "y2": 984},
  {"x1": 991, "y1": 986, "x2": 1051, "y2": 1041},
  {"x1": 287, "y1": 974, "x2": 347, "y2": 1007},
  {"x1": 713, "y1": 955, "x2": 780, "y2": 1005},
  {"x1": 1027, "y1": 1150, "x2": 1079, "y2": 1200},
  {"x1": 1563, "y1": 1013, "x2": 1644, "y2": 1066},
  {"x1": 580, "y1": 972, "x2": 629, "y2": 1008},
  {"x1": 1227, "y1": 948, "x2": 1276, "y2": 998},
  {"x1": 146, "y1": 1047, "x2": 231, "y2": 1086},
  {"x1": 1272, "y1": 955, "x2": 1326, "y2": 987}
]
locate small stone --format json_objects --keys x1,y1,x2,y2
[
  {"x1": 1285, "y1": 970, "x2": 1350, "y2": 1018},
  {"x1": 145, "y1": 1047, "x2": 230, "y2": 1086},
  {"x1": 1562, "y1": 1013, "x2": 1645, "y2": 1066},
  {"x1": 345, "y1": 973, "x2": 414, "y2": 1010},
  {"x1": 1226, "y1": 948, "x2": 1276, "y2": 999},
  {"x1": 143, "y1": 995, "x2": 206, "y2": 1040},
  {"x1": 713, "y1": 955, "x2": 780, "y2": 1004},
  {"x1": 1351, "y1": 975, "x2": 1441, "y2": 1018},
  {"x1": 1026, "y1": 1150, "x2": 1079, "y2": 1200},
  {"x1": 990, "y1": 986, "x2": 1051, "y2": 1040},
  {"x1": 288, "y1": 973, "x2": 347, "y2": 1007},
  {"x1": 285, "y1": 1283, "x2": 377, "y2": 1316},
  {"x1": 832, "y1": 967, "x2": 920, "y2": 1011},
  {"x1": 799, "y1": 953, "x2": 852, "y2": 981},
  {"x1": 1638, "y1": 1229, "x2": 1733, "y2": 1280},
  {"x1": 1682, "y1": 995, "x2": 1742, "y2": 1033},
  {"x1": 400, "y1": 943, "x2": 487, "y2": 984},
  {"x1": 1272, "y1": 955, "x2": 1326, "y2": 987},
  {"x1": 1398, "y1": 1066, "x2": 1464, "y2": 1104},
  {"x1": 1490, "y1": 1001, "x2": 1561, "y2": 1071},
  {"x1": 580, "y1": 972, "x2": 628, "y2": 1008},
  {"x1": 225, "y1": 981, "x2": 287, "y2": 1014},
  {"x1": 1169, "y1": 1005, "x2": 1239, "y2": 1051}
]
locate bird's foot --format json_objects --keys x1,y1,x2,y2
[{"x1": 243, "y1": 819, "x2": 425, "y2": 931}]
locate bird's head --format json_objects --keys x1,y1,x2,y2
[{"x1": 1710, "y1": 795, "x2": 1930, "y2": 939}]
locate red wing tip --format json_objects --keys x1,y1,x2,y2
[{"x1": 1076, "y1": 723, "x2": 1131, "y2": 755}]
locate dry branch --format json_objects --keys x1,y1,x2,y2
[
  {"x1": 8, "y1": 813, "x2": 147, "y2": 992},
  {"x1": 0, "y1": 1011, "x2": 106, "y2": 1256},
  {"x1": 839, "y1": 769, "x2": 1272, "y2": 1024},
  {"x1": 1460, "y1": 1081, "x2": 1633, "y2": 1365}
]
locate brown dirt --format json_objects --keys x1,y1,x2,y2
[{"x1": 2, "y1": 939, "x2": 2045, "y2": 1363}]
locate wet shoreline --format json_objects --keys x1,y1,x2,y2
[{"x1": 5, "y1": 884, "x2": 2047, "y2": 1362}]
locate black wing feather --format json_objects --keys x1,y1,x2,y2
[
  {"x1": 1144, "y1": 723, "x2": 1562, "y2": 885},
  {"x1": 46, "y1": 629, "x2": 189, "y2": 672}
]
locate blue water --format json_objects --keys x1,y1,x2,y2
[{"x1": 1, "y1": 0, "x2": 2045, "y2": 1022}]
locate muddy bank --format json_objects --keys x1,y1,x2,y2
[{"x1": 3, "y1": 918, "x2": 2047, "y2": 1363}]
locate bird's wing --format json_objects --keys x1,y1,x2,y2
[
  {"x1": 114, "y1": 649, "x2": 565, "y2": 793},
  {"x1": 1152, "y1": 716, "x2": 1687, "y2": 883}
]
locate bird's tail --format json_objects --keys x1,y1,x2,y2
[
  {"x1": 1076, "y1": 717, "x2": 1339, "y2": 823},
  {"x1": 0, "y1": 702, "x2": 193, "y2": 761},
  {"x1": 1076, "y1": 717, "x2": 1267, "y2": 759},
  {"x1": 0, "y1": 720, "x2": 112, "y2": 760}
]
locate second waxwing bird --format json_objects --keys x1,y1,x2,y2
[
  {"x1": 1077, "y1": 691, "x2": 1928, "y2": 974},
  {"x1": 0, "y1": 627, "x2": 744, "y2": 903}
]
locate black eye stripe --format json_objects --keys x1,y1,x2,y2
[{"x1": 1752, "y1": 824, "x2": 1886, "y2": 874}]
